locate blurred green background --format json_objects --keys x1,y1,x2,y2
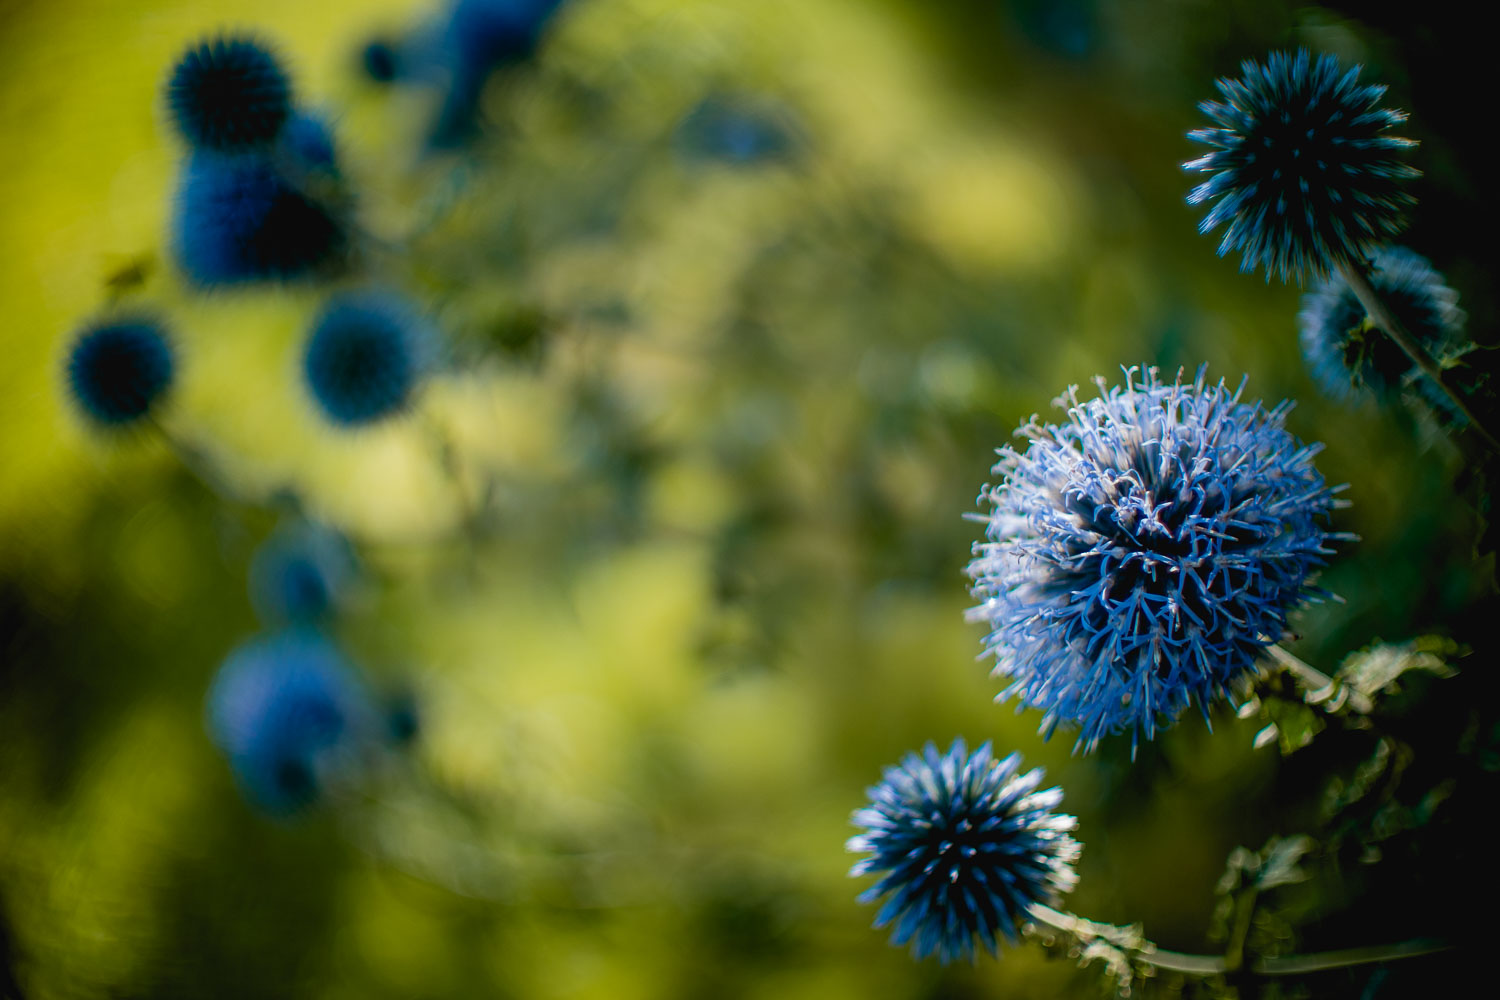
[{"x1": 1, "y1": 0, "x2": 1491, "y2": 997}]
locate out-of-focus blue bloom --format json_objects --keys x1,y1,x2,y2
[
  {"x1": 65, "y1": 318, "x2": 175, "y2": 428},
  {"x1": 361, "y1": 39, "x2": 401, "y2": 83},
  {"x1": 248, "y1": 520, "x2": 358, "y2": 627},
  {"x1": 1009, "y1": 0, "x2": 1098, "y2": 60},
  {"x1": 207, "y1": 630, "x2": 373, "y2": 815},
  {"x1": 1300, "y1": 246, "x2": 1466, "y2": 405},
  {"x1": 275, "y1": 111, "x2": 342, "y2": 184},
  {"x1": 370, "y1": 0, "x2": 568, "y2": 147},
  {"x1": 303, "y1": 292, "x2": 432, "y2": 427},
  {"x1": 848, "y1": 740, "x2": 1080, "y2": 963},
  {"x1": 967, "y1": 367, "x2": 1342, "y2": 754},
  {"x1": 674, "y1": 96, "x2": 800, "y2": 167},
  {"x1": 166, "y1": 36, "x2": 293, "y2": 152},
  {"x1": 1185, "y1": 50, "x2": 1419, "y2": 283},
  {"x1": 171, "y1": 151, "x2": 347, "y2": 286}
]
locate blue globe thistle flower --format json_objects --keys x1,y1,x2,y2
[
  {"x1": 848, "y1": 740, "x2": 1080, "y2": 963},
  {"x1": 171, "y1": 150, "x2": 347, "y2": 286},
  {"x1": 361, "y1": 39, "x2": 401, "y2": 83},
  {"x1": 428, "y1": 0, "x2": 569, "y2": 147},
  {"x1": 966, "y1": 367, "x2": 1342, "y2": 754},
  {"x1": 207, "y1": 630, "x2": 373, "y2": 815},
  {"x1": 64, "y1": 318, "x2": 175, "y2": 428},
  {"x1": 1299, "y1": 245, "x2": 1466, "y2": 405},
  {"x1": 1185, "y1": 50, "x2": 1419, "y2": 283},
  {"x1": 248, "y1": 520, "x2": 358, "y2": 627},
  {"x1": 303, "y1": 292, "x2": 432, "y2": 427},
  {"x1": 275, "y1": 111, "x2": 341, "y2": 180},
  {"x1": 166, "y1": 36, "x2": 293, "y2": 151},
  {"x1": 675, "y1": 96, "x2": 800, "y2": 167}
]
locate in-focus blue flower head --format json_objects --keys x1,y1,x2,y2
[
  {"x1": 1300, "y1": 245, "x2": 1466, "y2": 405},
  {"x1": 848, "y1": 740, "x2": 1080, "y2": 964},
  {"x1": 304, "y1": 291, "x2": 433, "y2": 427},
  {"x1": 65, "y1": 318, "x2": 175, "y2": 428},
  {"x1": 172, "y1": 151, "x2": 348, "y2": 286},
  {"x1": 249, "y1": 520, "x2": 358, "y2": 627},
  {"x1": 967, "y1": 367, "x2": 1343, "y2": 754},
  {"x1": 166, "y1": 36, "x2": 293, "y2": 152},
  {"x1": 207, "y1": 630, "x2": 373, "y2": 815},
  {"x1": 1185, "y1": 50, "x2": 1419, "y2": 283},
  {"x1": 675, "y1": 95, "x2": 800, "y2": 167}
]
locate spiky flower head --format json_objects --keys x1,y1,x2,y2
[
  {"x1": 848, "y1": 740, "x2": 1080, "y2": 963},
  {"x1": 1185, "y1": 49, "x2": 1419, "y2": 283},
  {"x1": 303, "y1": 292, "x2": 432, "y2": 427},
  {"x1": 64, "y1": 318, "x2": 175, "y2": 428},
  {"x1": 1300, "y1": 245, "x2": 1466, "y2": 404},
  {"x1": 248, "y1": 520, "x2": 358, "y2": 627},
  {"x1": 207, "y1": 630, "x2": 373, "y2": 815},
  {"x1": 172, "y1": 151, "x2": 347, "y2": 286},
  {"x1": 966, "y1": 367, "x2": 1342, "y2": 754},
  {"x1": 166, "y1": 36, "x2": 293, "y2": 151}
]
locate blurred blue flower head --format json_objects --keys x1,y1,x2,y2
[
  {"x1": 249, "y1": 520, "x2": 358, "y2": 627},
  {"x1": 275, "y1": 111, "x2": 343, "y2": 185},
  {"x1": 207, "y1": 630, "x2": 373, "y2": 815},
  {"x1": 166, "y1": 36, "x2": 293, "y2": 152},
  {"x1": 172, "y1": 151, "x2": 348, "y2": 286},
  {"x1": 1300, "y1": 245, "x2": 1466, "y2": 405},
  {"x1": 675, "y1": 95, "x2": 800, "y2": 167},
  {"x1": 848, "y1": 740, "x2": 1080, "y2": 963},
  {"x1": 967, "y1": 367, "x2": 1341, "y2": 754},
  {"x1": 65, "y1": 318, "x2": 175, "y2": 428},
  {"x1": 303, "y1": 291, "x2": 433, "y2": 427},
  {"x1": 1185, "y1": 50, "x2": 1418, "y2": 283}
]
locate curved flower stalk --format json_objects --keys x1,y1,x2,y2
[{"x1": 967, "y1": 367, "x2": 1344, "y2": 753}]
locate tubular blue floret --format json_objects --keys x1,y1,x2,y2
[
  {"x1": 248, "y1": 520, "x2": 358, "y2": 627},
  {"x1": 848, "y1": 740, "x2": 1080, "y2": 964},
  {"x1": 65, "y1": 318, "x2": 175, "y2": 428},
  {"x1": 207, "y1": 630, "x2": 374, "y2": 815},
  {"x1": 1185, "y1": 49, "x2": 1419, "y2": 283},
  {"x1": 966, "y1": 367, "x2": 1343, "y2": 754},
  {"x1": 1299, "y1": 246, "x2": 1466, "y2": 406},
  {"x1": 303, "y1": 291, "x2": 432, "y2": 427},
  {"x1": 172, "y1": 150, "x2": 348, "y2": 286},
  {"x1": 166, "y1": 36, "x2": 293, "y2": 151}
]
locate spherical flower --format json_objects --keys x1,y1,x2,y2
[
  {"x1": 171, "y1": 150, "x2": 347, "y2": 286},
  {"x1": 1185, "y1": 49, "x2": 1419, "y2": 283},
  {"x1": 361, "y1": 39, "x2": 401, "y2": 83},
  {"x1": 303, "y1": 292, "x2": 432, "y2": 427},
  {"x1": 966, "y1": 367, "x2": 1341, "y2": 754},
  {"x1": 248, "y1": 520, "x2": 358, "y2": 626},
  {"x1": 1300, "y1": 245, "x2": 1466, "y2": 405},
  {"x1": 275, "y1": 111, "x2": 341, "y2": 179},
  {"x1": 848, "y1": 740, "x2": 1080, "y2": 963},
  {"x1": 165, "y1": 36, "x2": 293, "y2": 151},
  {"x1": 207, "y1": 630, "x2": 373, "y2": 815},
  {"x1": 64, "y1": 318, "x2": 175, "y2": 428}
]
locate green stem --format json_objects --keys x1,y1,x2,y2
[
  {"x1": 1336, "y1": 259, "x2": 1499, "y2": 452},
  {"x1": 1027, "y1": 905, "x2": 1450, "y2": 979}
]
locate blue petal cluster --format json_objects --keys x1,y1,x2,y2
[
  {"x1": 848, "y1": 740, "x2": 1080, "y2": 963},
  {"x1": 249, "y1": 520, "x2": 358, "y2": 627},
  {"x1": 172, "y1": 151, "x2": 347, "y2": 286},
  {"x1": 166, "y1": 36, "x2": 293, "y2": 152},
  {"x1": 1300, "y1": 245, "x2": 1466, "y2": 405},
  {"x1": 967, "y1": 367, "x2": 1341, "y2": 753},
  {"x1": 207, "y1": 630, "x2": 373, "y2": 815},
  {"x1": 675, "y1": 95, "x2": 799, "y2": 167},
  {"x1": 1185, "y1": 50, "x2": 1419, "y2": 282},
  {"x1": 65, "y1": 318, "x2": 175, "y2": 428},
  {"x1": 303, "y1": 292, "x2": 431, "y2": 427}
]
